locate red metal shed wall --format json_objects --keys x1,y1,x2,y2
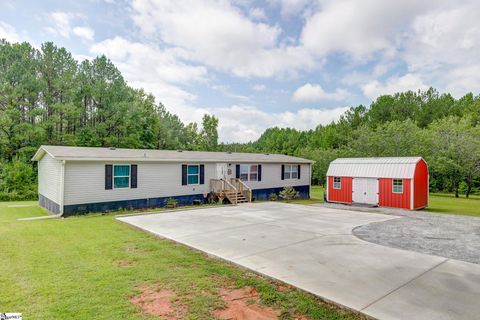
[
  {"x1": 379, "y1": 178, "x2": 411, "y2": 209},
  {"x1": 327, "y1": 176, "x2": 352, "y2": 203},
  {"x1": 414, "y1": 160, "x2": 429, "y2": 209}
]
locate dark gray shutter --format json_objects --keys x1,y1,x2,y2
[
  {"x1": 258, "y1": 164, "x2": 262, "y2": 181},
  {"x1": 281, "y1": 164, "x2": 285, "y2": 180},
  {"x1": 199, "y1": 164, "x2": 205, "y2": 185},
  {"x1": 182, "y1": 164, "x2": 187, "y2": 185},
  {"x1": 105, "y1": 164, "x2": 113, "y2": 190},
  {"x1": 298, "y1": 164, "x2": 301, "y2": 179},
  {"x1": 131, "y1": 164, "x2": 137, "y2": 188},
  {"x1": 236, "y1": 164, "x2": 240, "y2": 179}
]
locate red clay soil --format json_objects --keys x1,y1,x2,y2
[
  {"x1": 213, "y1": 286, "x2": 279, "y2": 320},
  {"x1": 130, "y1": 287, "x2": 187, "y2": 320}
]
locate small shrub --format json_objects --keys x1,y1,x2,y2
[
  {"x1": 164, "y1": 197, "x2": 178, "y2": 207},
  {"x1": 269, "y1": 192, "x2": 278, "y2": 201},
  {"x1": 279, "y1": 186, "x2": 299, "y2": 201}
]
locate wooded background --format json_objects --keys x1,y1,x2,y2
[{"x1": 1, "y1": 40, "x2": 479, "y2": 200}]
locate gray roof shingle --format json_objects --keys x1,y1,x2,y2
[{"x1": 33, "y1": 145, "x2": 314, "y2": 163}]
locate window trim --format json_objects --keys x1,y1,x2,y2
[
  {"x1": 187, "y1": 164, "x2": 200, "y2": 185},
  {"x1": 113, "y1": 164, "x2": 131, "y2": 189},
  {"x1": 333, "y1": 176, "x2": 341, "y2": 189},
  {"x1": 239, "y1": 164, "x2": 259, "y2": 181},
  {"x1": 283, "y1": 164, "x2": 298, "y2": 180},
  {"x1": 392, "y1": 179, "x2": 403, "y2": 194}
]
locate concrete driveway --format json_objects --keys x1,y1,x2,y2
[{"x1": 117, "y1": 202, "x2": 480, "y2": 320}]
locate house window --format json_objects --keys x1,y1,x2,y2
[
  {"x1": 393, "y1": 179, "x2": 403, "y2": 193},
  {"x1": 240, "y1": 164, "x2": 258, "y2": 181},
  {"x1": 333, "y1": 177, "x2": 341, "y2": 189},
  {"x1": 113, "y1": 165, "x2": 130, "y2": 188},
  {"x1": 187, "y1": 165, "x2": 200, "y2": 185},
  {"x1": 284, "y1": 164, "x2": 298, "y2": 179}
]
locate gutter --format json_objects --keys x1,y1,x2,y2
[{"x1": 18, "y1": 160, "x2": 65, "y2": 221}]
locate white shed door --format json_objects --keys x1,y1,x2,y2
[{"x1": 352, "y1": 178, "x2": 379, "y2": 205}]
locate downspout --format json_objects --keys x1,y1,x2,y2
[{"x1": 18, "y1": 160, "x2": 65, "y2": 221}]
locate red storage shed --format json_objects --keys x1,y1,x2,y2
[{"x1": 326, "y1": 157, "x2": 428, "y2": 210}]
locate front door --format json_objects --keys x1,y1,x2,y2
[
  {"x1": 352, "y1": 178, "x2": 379, "y2": 205},
  {"x1": 216, "y1": 163, "x2": 228, "y2": 180}
]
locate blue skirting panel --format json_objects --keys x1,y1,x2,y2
[
  {"x1": 252, "y1": 185, "x2": 310, "y2": 201},
  {"x1": 61, "y1": 185, "x2": 310, "y2": 216},
  {"x1": 39, "y1": 194, "x2": 61, "y2": 214},
  {"x1": 63, "y1": 193, "x2": 206, "y2": 216}
]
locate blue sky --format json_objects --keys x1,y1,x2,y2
[{"x1": 1, "y1": 0, "x2": 479, "y2": 142}]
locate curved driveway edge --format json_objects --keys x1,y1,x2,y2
[{"x1": 117, "y1": 202, "x2": 480, "y2": 320}]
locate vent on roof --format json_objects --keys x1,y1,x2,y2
[{"x1": 109, "y1": 147, "x2": 116, "y2": 150}]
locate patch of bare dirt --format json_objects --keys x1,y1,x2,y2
[
  {"x1": 125, "y1": 245, "x2": 145, "y2": 254},
  {"x1": 213, "y1": 286, "x2": 279, "y2": 320},
  {"x1": 116, "y1": 259, "x2": 137, "y2": 268},
  {"x1": 276, "y1": 284, "x2": 294, "y2": 292},
  {"x1": 130, "y1": 287, "x2": 187, "y2": 319}
]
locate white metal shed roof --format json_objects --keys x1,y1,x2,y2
[
  {"x1": 32, "y1": 145, "x2": 314, "y2": 164},
  {"x1": 326, "y1": 157, "x2": 423, "y2": 179}
]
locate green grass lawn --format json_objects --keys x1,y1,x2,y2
[
  {"x1": 309, "y1": 185, "x2": 479, "y2": 217},
  {"x1": 0, "y1": 201, "x2": 360, "y2": 320},
  {"x1": 427, "y1": 193, "x2": 480, "y2": 217}
]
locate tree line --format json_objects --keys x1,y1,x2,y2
[
  {"x1": 1, "y1": 40, "x2": 479, "y2": 199},
  {"x1": 220, "y1": 89, "x2": 480, "y2": 198},
  {"x1": 0, "y1": 40, "x2": 219, "y2": 199}
]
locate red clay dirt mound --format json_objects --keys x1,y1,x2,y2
[
  {"x1": 130, "y1": 287, "x2": 187, "y2": 319},
  {"x1": 213, "y1": 286, "x2": 279, "y2": 320}
]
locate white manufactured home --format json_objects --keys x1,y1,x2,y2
[{"x1": 32, "y1": 146, "x2": 313, "y2": 216}]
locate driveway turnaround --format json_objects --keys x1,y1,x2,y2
[{"x1": 117, "y1": 202, "x2": 480, "y2": 320}]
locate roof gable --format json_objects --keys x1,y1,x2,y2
[{"x1": 327, "y1": 157, "x2": 423, "y2": 179}]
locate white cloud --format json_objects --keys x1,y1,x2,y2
[
  {"x1": 0, "y1": 21, "x2": 21, "y2": 43},
  {"x1": 47, "y1": 11, "x2": 74, "y2": 38},
  {"x1": 361, "y1": 74, "x2": 428, "y2": 100},
  {"x1": 73, "y1": 26, "x2": 94, "y2": 41},
  {"x1": 293, "y1": 83, "x2": 349, "y2": 102},
  {"x1": 401, "y1": 2, "x2": 480, "y2": 96},
  {"x1": 91, "y1": 36, "x2": 207, "y2": 85},
  {"x1": 90, "y1": 36, "x2": 208, "y2": 125},
  {"x1": 131, "y1": 0, "x2": 314, "y2": 78},
  {"x1": 300, "y1": 0, "x2": 436, "y2": 60},
  {"x1": 45, "y1": 11, "x2": 94, "y2": 41},
  {"x1": 252, "y1": 84, "x2": 266, "y2": 91},
  {"x1": 249, "y1": 7, "x2": 267, "y2": 20},
  {"x1": 216, "y1": 105, "x2": 349, "y2": 142}
]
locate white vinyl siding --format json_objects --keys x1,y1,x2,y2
[
  {"x1": 63, "y1": 161, "x2": 215, "y2": 205},
  {"x1": 63, "y1": 161, "x2": 311, "y2": 206},
  {"x1": 237, "y1": 163, "x2": 310, "y2": 190},
  {"x1": 37, "y1": 153, "x2": 62, "y2": 204}
]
